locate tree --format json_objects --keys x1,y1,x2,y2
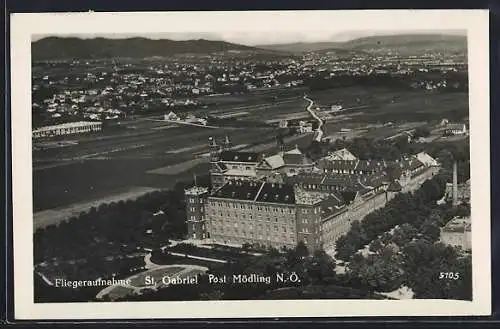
[
  {"x1": 402, "y1": 240, "x2": 467, "y2": 299},
  {"x1": 419, "y1": 219, "x2": 441, "y2": 242},
  {"x1": 413, "y1": 127, "x2": 431, "y2": 139},
  {"x1": 346, "y1": 251, "x2": 404, "y2": 292},
  {"x1": 391, "y1": 223, "x2": 418, "y2": 247},
  {"x1": 295, "y1": 241, "x2": 309, "y2": 259},
  {"x1": 308, "y1": 250, "x2": 337, "y2": 284},
  {"x1": 369, "y1": 238, "x2": 384, "y2": 253}
]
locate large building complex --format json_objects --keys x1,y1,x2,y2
[
  {"x1": 32, "y1": 121, "x2": 102, "y2": 139},
  {"x1": 185, "y1": 136, "x2": 441, "y2": 251}
]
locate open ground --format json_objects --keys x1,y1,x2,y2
[{"x1": 33, "y1": 86, "x2": 468, "y2": 228}]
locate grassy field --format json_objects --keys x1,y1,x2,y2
[{"x1": 311, "y1": 87, "x2": 468, "y2": 124}]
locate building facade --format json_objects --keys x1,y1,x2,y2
[
  {"x1": 440, "y1": 216, "x2": 471, "y2": 251},
  {"x1": 185, "y1": 186, "x2": 209, "y2": 240},
  {"x1": 187, "y1": 144, "x2": 441, "y2": 251}
]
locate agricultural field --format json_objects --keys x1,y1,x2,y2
[{"x1": 33, "y1": 85, "x2": 468, "y2": 226}]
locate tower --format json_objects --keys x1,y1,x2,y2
[
  {"x1": 223, "y1": 134, "x2": 232, "y2": 150},
  {"x1": 185, "y1": 186, "x2": 209, "y2": 240},
  {"x1": 452, "y1": 160, "x2": 459, "y2": 206},
  {"x1": 209, "y1": 136, "x2": 224, "y2": 190},
  {"x1": 276, "y1": 131, "x2": 285, "y2": 152},
  {"x1": 209, "y1": 136, "x2": 221, "y2": 162}
]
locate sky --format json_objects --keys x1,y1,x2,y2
[{"x1": 32, "y1": 30, "x2": 466, "y2": 46}]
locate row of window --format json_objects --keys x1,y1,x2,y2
[
  {"x1": 189, "y1": 215, "x2": 206, "y2": 221},
  {"x1": 210, "y1": 236, "x2": 296, "y2": 247},
  {"x1": 209, "y1": 212, "x2": 294, "y2": 223},
  {"x1": 210, "y1": 228, "x2": 295, "y2": 241},
  {"x1": 211, "y1": 222, "x2": 292, "y2": 232},
  {"x1": 189, "y1": 207, "x2": 205, "y2": 213},
  {"x1": 209, "y1": 201, "x2": 294, "y2": 214},
  {"x1": 191, "y1": 223, "x2": 206, "y2": 231}
]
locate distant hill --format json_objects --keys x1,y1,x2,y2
[
  {"x1": 256, "y1": 42, "x2": 345, "y2": 53},
  {"x1": 32, "y1": 37, "x2": 287, "y2": 60},
  {"x1": 257, "y1": 34, "x2": 467, "y2": 55},
  {"x1": 341, "y1": 34, "x2": 467, "y2": 54}
]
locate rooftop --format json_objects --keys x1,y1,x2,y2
[
  {"x1": 211, "y1": 180, "x2": 295, "y2": 205},
  {"x1": 442, "y1": 216, "x2": 471, "y2": 233},
  {"x1": 220, "y1": 151, "x2": 260, "y2": 163},
  {"x1": 185, "y1": 186, "x2": 209, "y2": 195},
  {"x1": 33, "y1": 121, "x2": 102, "y2": 133}
]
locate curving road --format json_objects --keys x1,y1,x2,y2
[{"x1": 304, "y1": 95, "x2": 324, "y2": 142}]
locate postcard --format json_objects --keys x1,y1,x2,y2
[{"x1": 10, "y1": 9, "x2": 491, "y2": 319}]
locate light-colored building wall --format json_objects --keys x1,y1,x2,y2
[{"x1": 207, "y1": 198, "x2": 297, "y2": 249}]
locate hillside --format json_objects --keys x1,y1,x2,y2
[
  {"x1": 257, "y1": 34, "x2": 467, "y2": 55},
  {"x1": 342, "y1": 34, "x2": 467, "y2": 54},
  {"x1": 32, "y1": 37, "x2": 286, "y2": 60},
  {"x1": 256, "y1": 42, "x2": 344, "y2": 53}
]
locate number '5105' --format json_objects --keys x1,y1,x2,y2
[{"x1": 439, "y1": 272, "x2": 460, "y2": 280}]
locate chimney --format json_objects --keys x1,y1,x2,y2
[{"x1": 453, "y1": 160, "x2": 459, "y2": 206}]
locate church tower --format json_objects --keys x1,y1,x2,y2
[
  {"x1": 209, "y1": 136, "x2": 224, "y2": 190},
  {"x1": 209, "y1": 136, "x2": 221, "y2": 162},
  {"x1": 223, "y1": 134, "x2": 232, "y2": 151}
]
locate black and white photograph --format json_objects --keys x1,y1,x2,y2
[{"x1": 11, "y1": 10, "x2": 490, "y2": 319}]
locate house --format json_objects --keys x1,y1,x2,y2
[
  {"x1": 444, "y1": 123, "x2": 467, "y2": 136},
  {"x1": 440, "y1": 216, "x2": 471, "y2": 251},
  {"x1": 326, "y1": 148, "x2": 358, "y2": 161}
]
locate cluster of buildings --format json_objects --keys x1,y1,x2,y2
[
  {"x1": 33, "y1": 48, "x2": 467, "y2": 127},
  {"x1": 185, "y1": 138, "x2": 441, "y2": 251}
]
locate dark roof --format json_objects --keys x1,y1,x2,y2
[
  {"x1": 340, "y1": 191, "x2": 357, "y2": 204},
  {"x1": 255, "y1": 182, "x2": 295, "y2": 204},
  {"x1": 317, "y1": 159, "x2": 357, "y2": 171},
  {"x1": 321, "y1": 194, "x2": 347, "y2": 218},
  {"x1": 386, "y1": 180, "x2": 402, "y2": 192},
  {"x1": 356, "y1": 160, "x2": 386, "y2": 172},
  {"x1": 286, "y1": 172, "x2": 388, "y2": 194},
  {"x1": 212, "y1": 180, "x2": 295, "y2": 205},
  {"x1": 286, "y1": 173, "x2": 325, "y2": 185},
  {"x1": 219, "y1": 151, "x2": 260, "y2": 163},
  {"x1": 283, "y1": 153, "x2": 313, "y2": 166},
  {"x1": 317, "y1": 159, "x2": 386, "y2": 172},
  {"x1": 213, "y1": 180, "x2": 262, "y2": 201}
]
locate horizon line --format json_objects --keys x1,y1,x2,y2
[{"x1": 31, "y1": 30, "x2": 466, "y2": 46}]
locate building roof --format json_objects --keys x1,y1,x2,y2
[
  {"x1": 212, "y1": 180, "x2": 262, "y2": 201},
  {"x1": 442, "y1": 216, "x2": 471, "y2": 233},
  {"x1": 283, "y1": 153, "x2": 313, "y2": 166},
  {"x1": 219, "y1": 151, "x2": 260, "y2": 163},
  {"x1": 326, "y1": 148, "x2": 358, "y2": 161},
  {"x1": 257, "y1": 148, "x2": 313, "y2": 170},
  {"x1": 317, "y1": 159, "x2": 386, "y2": 172},
  {"x1": 185, "y1": 186, "x2": 209, "y2": 196},
  {"x1": 445, "y1": 123, "x2": 467, "y2": 130},
  {"x1": 286, "y1": 171, "x2": 388, "y2": 193},
  {"x1": 224, "y1": 169, "x2": 257, "y2": 177},
  {"x1": 294, "y1": 187, "x2": 324, "y2": 205},
  {"x1": 261, "y1": 154, "x2": 285, "y2": 169},
  {"x1": 386, "y1": 180, "x2": 403, "y2": 192},
  {"x1": 211, "y1": 180, "x2": 295, "y2": 205},
  {"x1": 416, "y1": 152, "x2": 440, "y2": 167},
  {"x1": 321, "y1": 194, "x2": 348, "y2": 218},
  {"x1": 255, "y1": 182, "x2": 295, "y2": 204},
  {"x1": 285, "y1": 146, "x2": 303, "y2": 155},
  {"x1": 32, "y1": 121, "x2": 102, "y2": 133}
]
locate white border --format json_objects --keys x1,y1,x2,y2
[{"x1": 11, "y1": 10, "x2": 491, "y2": 320}]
